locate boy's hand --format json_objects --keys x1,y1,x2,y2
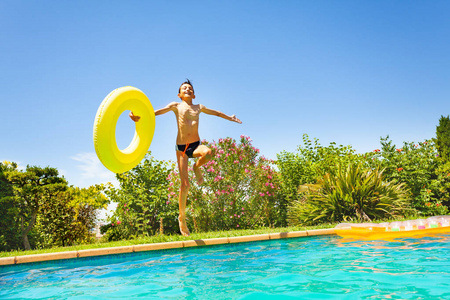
[
  {"x1": 129, "y1": 111, "x2": 140, "y2": 122},
  {"x1": 231, "y1": 115, "x2": 242, "y2": 124}
]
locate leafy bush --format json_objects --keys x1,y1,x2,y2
[
  {"x1": 434, "y1": 161, "x2": 450, "y2": 209},
  {"x1": 288, "y1": 162, "x2": 411, "y2": 225},
  {"x1": 34, "y1": 185, "x2": 109, "y2": 248},
  {"x1": 168, "y1": 136, "x2": 283, "y2": 232},
  {"x1": 365, "y1": 136, "x2": 448, "y2": 215},
  {"x1": 104, "y1": 153, "x2": 177, "y2": 241},
  {"x1": 277, "y1": 134, "x2": 364, "y2": 203}
]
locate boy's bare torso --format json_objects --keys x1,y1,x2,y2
[{"x1": 173, "y1": 101, "x2": 203, "y2": 145}]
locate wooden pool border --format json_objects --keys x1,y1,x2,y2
[{"x1": 0, "y1": 228, "x2": 336, "y2": 266}]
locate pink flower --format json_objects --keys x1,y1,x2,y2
[
  {"x1": 214, "y1": 176, "x2": 224, "y2": 182},
  {"x1": 166, "y1": 201, "x2": 170, "y2": 204},
  {"x1": 117, "y1": 221, "x2": 121, "y2": 224},
  {"x1": 237, "y1": 224, "x2": 240, "y2": 228}
]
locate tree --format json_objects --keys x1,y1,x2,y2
[
  {"x1": 0, "y1": 162, "x2": 21, "y2": 251},
  {"x1": 436, "y1": 115, "x2": 450, "y2": 162},
  {"x1": 5, "y1": 166, "x2": 67, "y2": 250}
]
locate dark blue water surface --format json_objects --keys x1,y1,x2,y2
[{"x1": 1, "y1": 234, "x2": 449, "y2": 299}]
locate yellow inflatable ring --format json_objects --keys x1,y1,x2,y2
[{"x1": 93, "y1": 86, "x2": 155, "y2": 173}]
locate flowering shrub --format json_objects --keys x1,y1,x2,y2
[
  {"x1": 167, "y1": 136, "x2": 282, "y2": 231},
  {"x1": 365, "y1": 136, "x2": 448, "y2": 216},
  {"x1": 279, "y1": 134, "x2": 449, "y2": 221}
]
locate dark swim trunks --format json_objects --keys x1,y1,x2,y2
[{"x1": 176, "y1": 141, "x2": 201, "y2": 158}]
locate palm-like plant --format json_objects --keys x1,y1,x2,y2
[{"x1": 288, "y1": 162, "x2": 411, "y2": 225}]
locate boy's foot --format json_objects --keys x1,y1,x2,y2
[
  {"x1": 193, "y1": 165, "x2": 204, "y2": 185},
  {"x1": 178, "y1": 216, "x2": 190, "y2": 237}
]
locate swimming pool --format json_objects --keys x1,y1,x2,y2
[{"x1": 1, "y1": 234, "x2": 449, "y2": 299}]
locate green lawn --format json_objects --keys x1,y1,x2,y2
[{"x1": 0, "y1": 224, "x2": 335, "y2": 258}]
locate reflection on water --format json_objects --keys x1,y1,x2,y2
[{"x1": 1, "y1": 234, "x2": 449, "y2": 299}]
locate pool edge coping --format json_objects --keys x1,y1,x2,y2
[{"x1": 0, "y1": 228, "x2": 336, "y2": 266}]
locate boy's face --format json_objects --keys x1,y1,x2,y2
[{"x1": 178, "y1": 84, "x2": 195, "y2": 101}]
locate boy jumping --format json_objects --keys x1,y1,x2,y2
[{"x1": 130, "y1": 79, "x2": 242, "y2": 236}]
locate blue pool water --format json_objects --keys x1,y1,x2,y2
[{"x1": 1, "y1": 234, "x2": 449, "y2": 299}]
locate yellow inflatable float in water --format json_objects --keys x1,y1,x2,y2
[
  {"x1": 93, "y1": 86, "x2": 155, "y2": 173},
  {"x1": 335, "y1": 215, "x2": 450, "y2": 240}
]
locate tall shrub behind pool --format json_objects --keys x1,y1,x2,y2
[
  {"x1": 168, "y1": 136, "x2": 284, "y2": 231},
  {"x1": 277, "y1": 134, "x2": 449, "y2": 217},
  {"x1": 288, "y1": 161, "x2": 411, "y2": 226}
]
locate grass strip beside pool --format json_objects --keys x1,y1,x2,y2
[{"x1": 0, "y1": 225, "x2": 336, "y2": 265}]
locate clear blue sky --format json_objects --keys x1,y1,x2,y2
[{"x1": 1, "y1": 1, "x2": 449, "y2": 188}]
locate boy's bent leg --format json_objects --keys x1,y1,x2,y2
[
  {"x1": 176, "y1": 151, "x2": 190, "y2": 236},
  {"x1": 193, "y1": 145, "x2": 212, "y2": 185}
]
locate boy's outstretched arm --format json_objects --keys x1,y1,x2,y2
[
  {"x1": 129, "y1": 102, "x2": 178, "y2": 122},
  {"x1": 155, "y1": 102, "x2": 178, "y2": 116},
  {"x1": 200, "y1": 105, "x2": 242, "y2": 124}
]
